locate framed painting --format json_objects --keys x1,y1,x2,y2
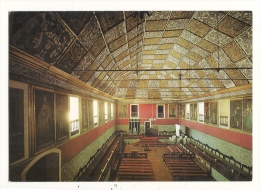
[
  {"x1": 99, "y1": 101, "x2": 104, "y2": 124},
  {"x1": 9, "y1": 80, "x2": 29, "y2": 165},
  {"x1": 179, "y1": 103, "x2": 185, "y2": 119},
  {"x1": 190, "y1": 103, "x2": 194, "y2": 120},
  {"x1": 230, "y1": 100, "x2": 243, "y2": 130},
  {"x1": 55, "y1": 93, "x2": 69, "y2": 141},
  {"x1": 204, "y1": 102, "x2": 209, "y2": 123},
  {"x1": 210, "y1": 102, "x2": 218, "y2": 125},
  {"x1": 169, "y1": 104, "x2": 177, "y2": 118},
  {"x1": 193, "y1": 103, "x2": 197, "y2": 121},
  {"x1": 118, "y1": 104, "x2": 127, "y2": 118},
  {"x1": 81, "y1": 98, "x2": 89, "y2": 132},
  {"x1": 35, "y1": 89, "x2": 55, "y2": 151},
  {"x1": 243, "y1": 99, "x2": 252, "y2": 131}
]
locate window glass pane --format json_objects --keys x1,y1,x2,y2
[
  {"x1": 105, "y1": 102, "x2": 108, "y2": 121},
  {"x1": 70, "y1": 97, "x2": 79, "y2": 135},
  {"x1": 158, "y1": 105, "x2": 164, "y2": 118},
  {"x1": 70, "y1": 97, "x2": 79, "y2": 121},
  {"x1": 93, "y1": 100, "x2": 98, "y2": 125},
  {"x1": 131, "y1": 104, "x2": 138, "y2": 117},
  {"x1": 111, "y1": 103, "x2": 114, "y2": 119}
]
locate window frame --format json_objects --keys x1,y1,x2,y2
[
  {"x1": 111, "y1": 103, "x2": 114, "y2": 119},
  {"x1": 69, "y1": 95, "x2": 80, "y2": 138},
  {"x1": 104, "y1": 102, "x2": 108, "y2": 122},
  {"x1": 130, "y1": 104, "x2": 139, "y2": 118},
  {"x1": 9, "y1": 80, "x2": 29, "y2": 166},
  {"x1": 157, "y1": 104, "x2": 165, "y2": 119},
  {"x1": 93, "y1": 99, "x2": 98, "y2": 127}
]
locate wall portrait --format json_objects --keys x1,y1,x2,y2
[
  {"x1": 190, "y1": 104, "x2": 194, "y2": 120},
  {"x1": 193, "y1": 103, "x2": 197, "y2": 121},
  {"x1": 56, "y1": 93, "x2": 69, "y2": 141},
  {"x1": 118, "y1": 104, "x2": 127, "y2": 118},
  {"x1": 180, "y1": 104, "x2": 185, "y2": 118},
  {"x1": 210, "y1": 102, "x2": 218, "y2": 125},
  {"x1": 243, "y1": 99, "x2": 252, "y2": 131},
  {"x1": 35, "y1": 89, "x2": 54, "y2": 150},
  {"x1": 204, "y1": 102, "x2": 209, "y2": 123},
  {"x1": 169, "y1": 104, "x2": 177, "y2": 118},
  {"x1": 230, "y1": 100, "x2": 243, "y2": 130},
  {"x1": 81, "y1": 98, "x2": 89, "y2": 132}
]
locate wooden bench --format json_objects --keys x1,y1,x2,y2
[
  {"x1": 118, "y1": 172, "x2": 154, "y2": 181},
  {"x1": 165, "y1": 160, "x2": 195, "y2": 164},
  {"x1": 171, "y1": 172, "x2": 208, "y2": 177},
  {"x1": 175, "y1": 143, "x2": 189, "y2": 153},
  {"x1": 117, "y1": 158, "x2": 154, "y2": 181},
  {"x1": 168, "y1": 165, "x2": 201, "y2": 169}
]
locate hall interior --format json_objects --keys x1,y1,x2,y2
[{"x1": 2, "y1": 7, "x2": 258, "y2": 187}]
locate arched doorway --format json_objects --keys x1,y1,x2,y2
[{"x1": 21, "y1": 149, "x2": 61, "y2": 181}]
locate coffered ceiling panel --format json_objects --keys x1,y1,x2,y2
[
  {"x1": 9, "y1": 11, "x2": 253, "y2": 101},
  {"x1": 10, "y1": 12, "x2": 75, "y2": 65},
  {"x1": 216, "y1": 15, "x2": 250, "y2": 38},
  {"x1": 193, "y1": 11, "x2": 225, "y2": 27},
  {"x1": 54, "y1": 40, "x2": 87, "y2": 73},
  {"x1": 186, "y1": 19, "x2": 211, "y2": 38}
]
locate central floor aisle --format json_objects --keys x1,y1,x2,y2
[{"x1": 123, "y1": 144, "x2": 173, "y2": 181}]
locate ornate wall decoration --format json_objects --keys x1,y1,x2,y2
[{"x1": 10, "y1": 60, "x2": 115, "y2": 102}]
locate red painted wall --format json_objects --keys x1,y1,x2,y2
[
  {"x1": 116, "y1": 103, "x2": 178, "y2": 125},
  {"x1": 116, "y1": 103, "x2": 252, "y2": 150},
  {"x1": 58, "y1": 120, "x2": 116, "y2": 165},
  {"x1": 181, "y1": 119, "x2": 252, "y2": 150}
]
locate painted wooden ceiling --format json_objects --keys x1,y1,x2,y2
[{"x1": 9, "y1": 11, "x2": 252, "y2": 100}]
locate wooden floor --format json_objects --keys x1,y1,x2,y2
[{"x1": 123, "y1": 144, "x2": 173, "y2": 181}]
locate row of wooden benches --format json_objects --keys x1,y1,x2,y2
[
  {"x1": 167, "y1": 142, "x2": 189, "y2": 153},
  {"x1": 134, "y1": 137, "x2": 167, "y2": 147},
  {"x1": 117, "y1": 158, "x2": 155, "y2": 181},
  {"x1": 164, "y1": 157, "x2": 212, "y2": 181},
  {"x1": 184, "y1": 142, "x2": 252, "y2": 181}
]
